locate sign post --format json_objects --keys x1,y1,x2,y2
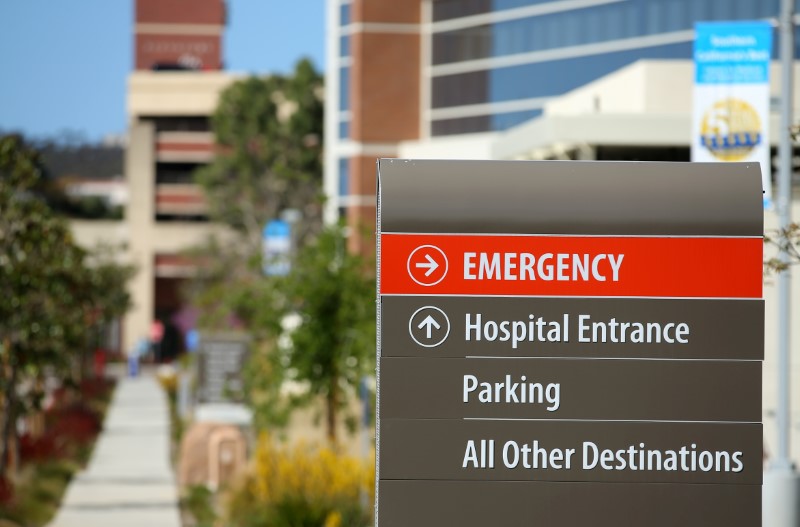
[{"x1": 375, "y1": 159, "x2": 763, "y2": 527}]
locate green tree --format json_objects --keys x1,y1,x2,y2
[
  {"x1": 195, "y1": 58, "x2": 324, "y2": 251},
  {"x1": 188, "y1": 60, "x2": 376, "y2": 442},
  {"x1": 188, "y1": 56, "x2": 325, "y2": 347},
  {"x1": 0, "y1": 135, "x2": 87, "y2": 475},
  {"x1": 187, "y1": 60, "x2": 325, "y2": 427},
  {"x1": 0, "y1": 135, "x2": 134, "y2": 477},
  {"x1": 277, "y1": 225, "x2": 375, "y2": 444}
]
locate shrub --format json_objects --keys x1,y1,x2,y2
[{"x1": 225, "y1": 434, "x2": 374, "y2": 527}]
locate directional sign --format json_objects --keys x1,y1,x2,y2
[
  {"x1": 406, "y1": 244, "x2": 448, "y2": 286},
  {"x1": 375, "y1": 159, "x2": 763, "y2": 527},
  {"x1": 408, "y1": 306, "x2": 450, "y2": 348}
]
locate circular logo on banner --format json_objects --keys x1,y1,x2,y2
[{"x1": 699, "y1": 98, "x2": 762, "y2": 161}]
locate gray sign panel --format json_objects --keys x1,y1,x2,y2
[
  {"x1": 383, "y1": 296, "x2": 764, "y2": 360},
  {"x1": 197, "y1": 332, "x2": 250, "y2": 403},
  {"x1": 378, "y1": 481, "x2": 760, "y2": 527},
  {"x1": 380, "y1": 419, "x2": 762, "y2": 484},
  {"x1": 378, "y1": 159, "x2": 762, "y2": 236},
  {"x1": 375, "y1": 159, "x2": 763, "y2": 527},
  {"x1": 380, "y1": 357, "x2": 760, "y2": 422}
]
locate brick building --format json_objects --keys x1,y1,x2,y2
[
  {"x1": 325, "y1": 0, "x2": 795, "y2": 251},
  {"x1": 324, "y1": 0, "x2": 800, "y2": 474},
  {"x1": 124, "y1": 0, "x2": 234, "y2": 355}
]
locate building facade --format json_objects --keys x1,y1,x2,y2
[
  {"x1": 326, "y1": 0, "x2": 799, "y2": 239},
  {"x1": 124, "y1": 0, "x2": 231, "y2": 355},
  {"x1": 325, "y1": 0, "x2": 800, "y2": 472}
]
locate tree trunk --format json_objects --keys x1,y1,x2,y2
[
  {"x1": 326, "y1": 375, "x2": 339, "y2": 445},
  {"x1": 0, "y1": 357, "x2": 18, "y2": 478}
]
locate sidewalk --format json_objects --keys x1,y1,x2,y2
[{"x1": 48, "y1": 373, "x2": 181, "y2": 527}]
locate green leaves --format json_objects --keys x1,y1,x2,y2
[
  {"x1": 195, "y1": 59, "x2": 324, "y2": 246},
  {"x1": 277, "y1": 226, "x2": 375, "y2": 441},
  {"x1": 0, "y1": 134, "x2": 134, "y2": 405},
  {"x1": 187, "y1": 61, "x2": 373, "y2": 442}
]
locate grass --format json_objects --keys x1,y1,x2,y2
[{"x1": 1, "y1": 460, "x2": 81, "y2": 526}]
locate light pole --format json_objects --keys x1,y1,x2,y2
[{"x1": 764, "y1": 1, "x2": 800, "y2": 525}]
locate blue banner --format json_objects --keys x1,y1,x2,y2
[
  {"x1": 695, "y1": 22, "x2": 772, "y2": 85},
  {"x1": 692, "y1": 21, "x2": 773, "y2": 208},
  {"x1": 263, "y1": 219, "x2": 291, "y2": 276}
]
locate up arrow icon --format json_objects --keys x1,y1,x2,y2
[
  {"x1": 408, "y1": 306, "x2": 450, "y2": 348},
  {"x1": 418, "y1": 314, "x2": 441, "y2": 339}
]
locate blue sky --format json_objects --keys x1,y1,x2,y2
[{"x1": 0, "y1": 0, "x2": 325, "y2": 142}]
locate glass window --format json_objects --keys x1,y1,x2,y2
[
  {"x1": 339, "y1": 67, "x2": 350, "y2": 111},
  {"x1": 143, "y1": 116, "x2": 210, "y2": 132},
  {"x1": 433, "y1": 2, "x2": 644, "y2": 65},
  {"x1": 491, "y1": 108, "x2": 541, "y2": 131},
  {"x1": 430, "y1": 108, "x2": 542, "y2": 136},
  {"x1": 339, "y1": 120, "x2": 350, "y2": 139},
  {"x1": 432, "y1": 41, "x2": 693, "y2": 108},
  {"x1": 433, "y1": 0, "x2": 555, "y2": 22},
  {"x1": 338, "y1": 158, "x2": 349, "y2": 197},
  {"x1": 432, "y1": 0, "x2": 784, "y2": 66},
  {"x1": 155, "y1": 163, "x2": 202, "y2": 184},
  {"x1": 431, "y1": 115, "x2": 490, "y2": 135},
  {"x1": 340, "y1": 35, "x2": 350, "y2": 57},
  {"x1": 494, "y1": 0, "x2": 554, "y2": 12},
  {"x1": 340, "y1": 3, "x2": 351, "y2": 26},
  {"x1": 432, "y1": 70, "x2": 489, "y2": 108}
]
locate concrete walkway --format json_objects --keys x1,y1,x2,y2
[{"x1": 49, "y1": 374, "x2": 181, "y2": 527}]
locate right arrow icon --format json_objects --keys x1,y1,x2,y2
[
  {"x1": 408, "y1": 306, "x2": 450, "y2": 348},
  {"x1": 415, "y1": 254, "x2": 439, "y2": 277}
]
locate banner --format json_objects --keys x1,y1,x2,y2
[
  {"x1": 692, "y1": 22, "x2": 773, "y2": 208},
  {"x1": 262, "y1": 219, "x2": 291, "y2": 276}
]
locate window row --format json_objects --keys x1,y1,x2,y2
[
  {"x1": 431, "y1": 108, "x2": 542, "y2": 135},
  {"x1": 433, "y1": 0, "x2": 790, "y2": 24},
  {"x1": 433, "y1": 0, "x2": 781, "y2": 65},
  {"x1": 432, "y1": 41, "x2": 692, "y2": 109},
  {"x1": 433, "y1": 0, "x2": 559, "y2": 22}
]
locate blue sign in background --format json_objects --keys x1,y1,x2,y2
[
  {"x1": 695, "y1": 22, "x2": 772, "y2": 84},
  {"x1": 263, "y1": 219, "x2": 291, "y2": 276}
]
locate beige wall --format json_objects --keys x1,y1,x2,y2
[
  {"x1": 125, "y1": 122, "x2": 157, "y2": 353},
  {"x1": 128, "y1": 71, "x2": 236, "y2": 118},
  {"x1": 70, "y1": 220, "x2": 128, "y2": 250}
]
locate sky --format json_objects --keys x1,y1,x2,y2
[{"x1": 0, "y1": 0, "x2": 325, "y2": 142}]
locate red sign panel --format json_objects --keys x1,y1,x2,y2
[{"x1": 380, "y1": 234, "x2": 762, "y2": 298}]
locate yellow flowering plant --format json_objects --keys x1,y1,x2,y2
[{"x1": 226, "y1": 433, "x2": 374, "y2": 527}]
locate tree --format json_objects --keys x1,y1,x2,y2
[
  {"x1": 188, "y1": 60, "x2": 376, "y2": 443},
  {"x1": 0, "y1": 135, "x2": 134, "y2": 477},
  {"x1": 188, "y1": 57, "x2": 325, "y2": 343},
  {"x1": 277, "y1": 226, "x2": 375, "y2": 444},
  {"x1": 195, "y1": 58, "x2": 324, "y2": 253}
]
